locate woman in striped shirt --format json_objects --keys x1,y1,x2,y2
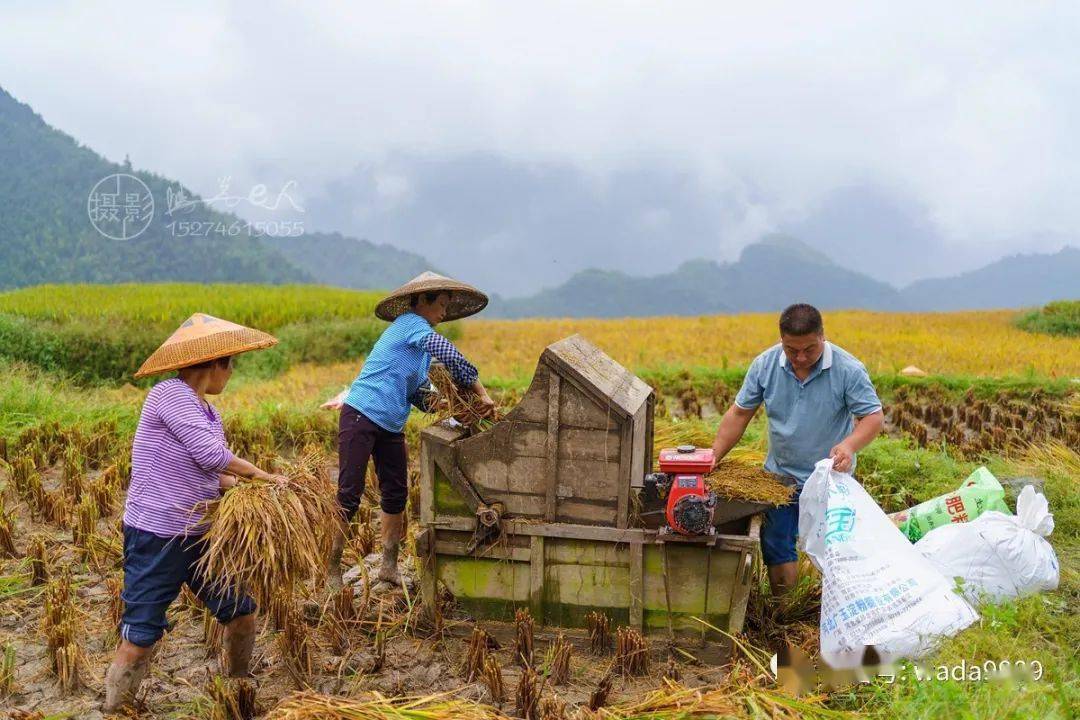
[
  {"x1": 104, "y1": 314, "x2": 285, "y2": 713},
  {"x1": 328, "y1": 272, "x2": 493, "y2": 591}
]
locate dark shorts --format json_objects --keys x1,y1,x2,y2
[
  {"x1": 337, "y1": 404, "x2": 409, "y2": 517},
  {"x1": 760, "y1": 484, "x2": 802, "y2": 566},
  {"x1": 120, "y1": 525, "x2": 256, "y2": 648}
]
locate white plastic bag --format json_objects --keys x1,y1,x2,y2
[
  {"x1": 915, "y1": 485, "x2": 1059, "y2": 604},
  {"x1": 798, "y1": 458, "x2": 979, "y2": 669}
]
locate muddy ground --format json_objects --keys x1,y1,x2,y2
[{"x1": 1, "y1": 458, "x2": 777, "y2": 719}]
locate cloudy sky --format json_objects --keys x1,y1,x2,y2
[{"x1": 2, "y1": 2, "x2": 1077, "y2": 294}]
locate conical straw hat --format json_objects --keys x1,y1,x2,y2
[
  {"x1": 375, "y1": 271, "x2": 488, "y2": 322},
  {"x1": 134, "y1": 313, "x2": 278, "y2": 379}
]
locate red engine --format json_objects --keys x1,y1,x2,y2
[{"x1": 650, "y1": 445, "x2": 717, "y2": 536}]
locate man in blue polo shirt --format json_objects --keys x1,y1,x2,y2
[{"x1": 711, "y1": 303, "x2": 883, "y2": 595}]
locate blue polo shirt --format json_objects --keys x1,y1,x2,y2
[
  {"x1": 734, "y1": 341, "x2": 882, "y2": 486},
  {"x1": 344, "y1": 312, "x2": 434, "y2": 433}
]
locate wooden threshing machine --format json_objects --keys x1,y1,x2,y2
[{"x1": 416, "y1": 335, "x2": 764, "y2": 651}]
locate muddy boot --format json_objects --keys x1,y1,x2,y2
[
  {"x1": 376, "y1": 538, "x2": 402, "y2": 587},
  {"x1": 103, "y1": 653, "x2": 151, "y2": 712},
  {"x1": 375, "y1": 511, "x2": 404, "y2": 590},
  {"x1": 326, "y1": 521, "x2": 347, "y2": 591},
  {"x1": 223, "y1": 613, "x2": 256, "y2": 677}
]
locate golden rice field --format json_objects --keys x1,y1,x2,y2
[
  {"x1": 457, "y1": 310, "x2": 1080, "y2": 380},
  {"x1": 0, "y1": 283, "x2": 383, "y2": 328}
]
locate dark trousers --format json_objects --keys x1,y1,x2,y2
[
  {"x1": 120, "y1": 525, "x2": 255, "y2": 648},
  {"x1": 337, "y1": 404, "x2": 409, "y2": 518}
]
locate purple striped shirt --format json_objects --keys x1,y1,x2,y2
[{"x1": 123, "y1": 378, "x2": 235, "y2": 537}]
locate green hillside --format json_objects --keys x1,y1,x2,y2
[{"x1": 0, "y1": 86, "x2": 434, "y2": 290}]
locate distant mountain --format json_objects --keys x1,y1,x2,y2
[
  {"x1": 490, "y1": 235, "x2": 1080, "y2": 318},
  {"x1": 489, "y1": 235, "x2": 904, "y2": 317},
  {"x1": 899, "y1": 246, "x2": 1080, "y2": 310},
  {"x1": 262, "y1": 232, "x2": 433, "y2": 290},
  {"x1": 0, "y1": 86, "x2": 433, "y2": 290}
]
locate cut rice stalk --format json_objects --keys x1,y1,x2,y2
[
  {"x1": 544, "y1": 633, "x2": 571, "y2": 685},
  {"x1": 706, "y1": 461, "x2": 794, "y2": 506},
  {"x1": 264, "y1": 690, "x2": 510, "y2": 719},
  {"x1": 428, "y1": 364, "x2": 504, "y2": 433},
  {"x1": 513, "y1": 607, "x2": 534, "y2": 667}
]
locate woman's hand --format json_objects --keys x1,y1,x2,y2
[
  {"x1": 219, "y1": 473, "x2": 238, "y2": 491},
  {"x1": 253, "y1": 469, "x2": 290, "y2": 487},
  {"x1": 470, "y1": 380, "x2": 497, "y2": 417}
]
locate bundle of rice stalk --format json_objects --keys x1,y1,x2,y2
[
  {"x1": 0, "y1": 498, "x2": 17, "y2": 558},
  {"x1": 614, "y1": 627, "x2": 648, "y2": 677},
  {"x1": 462, "y1": 626, "x2": 491, "y2": 682},
  {"x1": 594, "y1": 679, "x2": 741, "y2": 718},
  {"x1": 705, "y1": 461, "x2": 793, "y2": 506},
  {"x1": 515, "y1": 666, "x2": 543, "y2": 720},
  {"x1": 105, "y1": 575, "x2": 124, "y2": 644},
  {"x1": 480, "y1": 655, "x2": 504, "y2": 704},
  {"x1": 513, "y1": 607, "x2": 535, "y2": 667},
  {"x1": 204, "y1": 608, "x2": 225, "y2": 661},
  {"x1": 278, "y1": 604, "x2": 315, "y2": 687},
  {"x1": 195, "y1": 451, "x2": 337, "y2": 605},
  {"x1": 538, "y1": 696, "x2": 567, "y2": 720},
  {"x1": 208, "y1": 674, "x2": 257, "y2": 720},
  {"x1": 585, "y1": 612, "x2": 611, "y2": 655},
  {"x1": 651, "y1": 421, "x2": 714, "y2": 453},
  {"x1": 264, "y1": 690, "x2": 511, "y2": 720},
  {"x1": 29, "y1": 535, "x2": 50, "y2": 586},
  {"x1": 42, "y1": 572, "x2": 82, "y2": 693},
  {"x1": 587, "y1": 672, "x2": 614, "y2": 711},
  {"x1": 1, "y1": 642, "x2": 15, "y2": 697},
  {"x1": 72, "y1": 494, "x2": 99, "y2": 554},
  {"x1": 544, "y1": 633, "x2": 571, "y2": 685},
  {"x1": 351, "y1": 518, "x2": 376, "y2": 559},
  {"x1": 60, "y1": 445, "x2": 85, "y2": 500},
  {"x1": 88, "y1": 477, "x2": 118, "y2": 518},
  {"x1": 428, "y1": 364, "x2": 504, "y2": 433}
]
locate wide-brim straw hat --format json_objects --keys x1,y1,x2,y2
[
  {"x1": 375, "y1": 271, "x2": 488, "y2": 322},
  {"x1": 134, "y1": 313, "x2": 278, "y2": 379}
]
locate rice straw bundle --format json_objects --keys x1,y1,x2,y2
[
  {"x1": 278, "y1": 604, "x2": 315, "y2": 686},
  {"x1": 585, "y1": 612, "x2": 611, "y2": 655},
  {"x1": 195, "y1": 450, "x2": 337, "y2": 605},
  {"x1": 651, "y1": 421, "x2": 714, "y2": 453},
  {"x1": 706, "y1": 461, "x2": 793, "y2": 506},
  {"x1": 428, "y1": 364, "x2": 503, "y2": 433},
  {"x1": 515, "y1": 666, "x2": 543, "y2": 720},
  {"x1": 513, "y1": 607, "x2": 535, "y2": 667},
  {"x1": 595, "y1": 679, "x2": 741, "y2": 718},
  {"x1": 208, "y1": 674, "x2": 257, "y2": 720},
  {"x1": 538, "y1": 696, "x2": 567, "y2": 720},
  {"x1": 614, "y1": 627, "x2": 648, "y2": 677},
  {"x1": 264, "y1": 690, "x2": 511, "y2": 720},
  {"x1": 1, "y1": 643, "x2": 15, "y2": 697},
  {"x1": 463, "y1": 626, "x2": 491, "y2": 682},
  {"x1": 29, "y1": 535, "x2": 49, "y2": 586},
  {"x1": 203, "y1": 608, "x2": 225, "y2": 660},
  {"x1": 42, "y1": 571, "x2": 82, "y2": 692},
  {"x1": 544, "y1": 633, "x2": 571, "y2": 685},
  {"x1": 587, "y1": 672, "x2": 614, "y2": 711},
  {"x1": 0, "y1": 498, "x2": 16, "y2": 558},
  {"x1": 480, "y1": 655, "x2": 504, "y2": 704}
]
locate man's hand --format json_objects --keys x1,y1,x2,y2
[{"x1": 829, "y1": 441, "x2": 855, "y2": 473}]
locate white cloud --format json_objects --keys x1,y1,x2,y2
[{"x1": 1, "y1": 1, "x2": 1078, "y2": 284}]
